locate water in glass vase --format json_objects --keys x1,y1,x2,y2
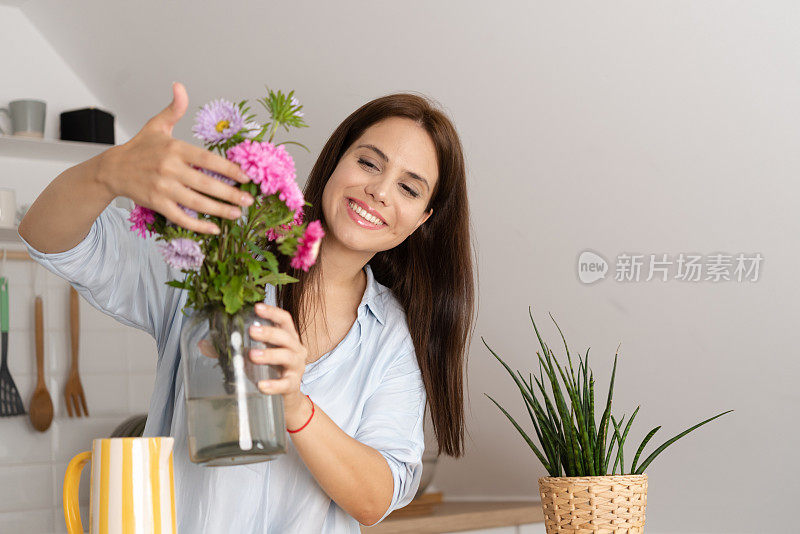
[{"x1": 186, "y1": 392, "x2": 287, "y2": 466}]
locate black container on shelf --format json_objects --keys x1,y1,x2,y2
[{"x1": 59, "y1": 107, "x2": 115, "y2": 144}]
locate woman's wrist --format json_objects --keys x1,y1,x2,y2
[{"x1": 284, "y1": 392, "x2": 313, "y2": 430}]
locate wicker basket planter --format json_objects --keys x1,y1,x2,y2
[{"x1": 538, "y1": 474, "x2": 647, "y2": 533}]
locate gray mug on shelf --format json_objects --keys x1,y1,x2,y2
[{"x1": 0, "y1": 99, "x2": 46, "y2": 138}]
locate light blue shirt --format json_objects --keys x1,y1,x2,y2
[{"x1": 19, "y1": 204, "x2": 426, "y2": 533}]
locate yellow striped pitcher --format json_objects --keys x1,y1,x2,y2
[{"x1": 63, "y1": 437, "x2": 177, "y2": 534}]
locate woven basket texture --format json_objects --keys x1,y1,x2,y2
[{"x1": 538, "y1": 474, "x2": 647, "y2": 533}]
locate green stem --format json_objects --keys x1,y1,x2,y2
[{"x1": 267, "y1": 121, "x2": 279, "y2": 143}]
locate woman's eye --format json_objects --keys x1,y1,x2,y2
[
  {"x1": 358, "y1": 157, "x2": 419, "y2": 197},
  {"x1": 358, "y1": 158, "x2": 376, "y2": 170},
  {"x1": 401, "y1": 184, "x2": 420, "y2": 198}
]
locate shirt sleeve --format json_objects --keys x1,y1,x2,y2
[
  {"x1": 17, "y1": 204, "x2": 185, "y2": 351},
  {"x1": 354, "y1": 348, "x2": 427, "y2": 526}
]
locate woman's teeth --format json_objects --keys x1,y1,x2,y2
[{"x1": 348, "y1": 200, "x2": 384, "y2": 225}]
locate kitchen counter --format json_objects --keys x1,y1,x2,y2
[{"x1": 360, "y1": 500, "x2": 544, "y2": 533}]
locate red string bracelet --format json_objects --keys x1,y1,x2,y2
[{"x1": 286, "y1": 394, "x2": 314, "y2": 433}]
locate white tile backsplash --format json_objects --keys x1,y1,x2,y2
[
  {"x1": 51, "y1": 417, "x2": 127, "y2": 463},
  {"x1": 79, "y1": 330, "x2": 129, "y2": 374},
  {"x1": 51, "y1": 504, "x2": 89, "y2": 534},
  {"x1": 0, "y1": 508, "x2": 55, "y2": 534},
  {"x1": 0, "y1": 260, "x2": 157, "y2": 533},
  {"x1": 0, "y1": 464, "x2": 54, "y2": 512},
  {"x1": 128, "y1": 373, "x2": 156, "y2": 413},
  {"x1": 5, "y1": 328, "x2": 32, "y2": 377},
  {"x1": 0, "y1": 416, "x2": 52, "y2": 464},
  {"x1": 126, "y1": 328, "x2": 158, "y2": 373}
]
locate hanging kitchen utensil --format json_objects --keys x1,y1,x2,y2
[
  {"x1": 64, "y1": 286, "x2": 87, "y2": 417},
  {"x1": 29, "y1": 264, "x2": 53, "y2": 431},
  {"x1": 0, "y1": 275, "x2": 26, "y2": 416}
]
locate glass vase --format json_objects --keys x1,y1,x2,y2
[{"x1": 179, "y1": 302, "x2": 287, "y2": 466}]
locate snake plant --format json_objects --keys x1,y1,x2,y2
[{"x1": 484, "y1": 307, "x2": 733, "y2": 476}]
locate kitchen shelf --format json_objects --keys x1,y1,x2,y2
[
  {"x1": 0, "y1": 134, "x2": 113, "y2": 163},
  {"x1": 361, "y1": 500, "x2": 544, "y2": 533}
]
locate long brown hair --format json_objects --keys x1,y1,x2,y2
[{"x1": 271, "y1": 92, "x2": 476, "y2": 458}]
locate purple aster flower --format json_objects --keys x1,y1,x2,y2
[
  {"x1": 192, "y1": 98, "x2": 246, "y2": 144},
  {"x1": 242, "y1": 121, "x2": 263, "y2": 139},
  {"x1": 290, "y1": 95, "x2": 304, "y2": 117},
  {"x1": 192, "y1": 165, "x2": 238, "y2": 186},
  {"x1": 158, "y1": 238, "x2": 205, "y2": 271},
  {"x1": 179, "y1": 204, "x2": 197, "y2": 218}
]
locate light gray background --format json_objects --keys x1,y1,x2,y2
[{"x1": 1, "y1": 2, "x2": 797, "y2": 533}]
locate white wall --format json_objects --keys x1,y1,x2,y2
[
  {"x1": 3, "y1": 1, "x2": 798, "y2": 533},
  {"x1": 0, "y1": 5, "x2": 151, "y2": 533}
]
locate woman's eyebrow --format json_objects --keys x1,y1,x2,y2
[{"x1": 357, "y1": 143, "x2": 430, "y2": 191}]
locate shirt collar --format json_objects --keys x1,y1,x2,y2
[
  {"x1": 360, "y1": 263, "x2": 386, "y2": 326},
  {"x1": 262, "y1": 263, "x2": 386, "y2": 326}
]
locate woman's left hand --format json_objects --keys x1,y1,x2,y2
[{"x1": 249, "y1": 302, "x2": 308, "y2": 415}]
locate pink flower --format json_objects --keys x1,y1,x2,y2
[
  {"x1": 226, "y1": 139, "x2": 302, "y2": 209},
  {"x1": 290, "y1": 220, "x2": 325, "y2": 272},
  {"x1": 266, "y1": 209, "x2": 304, "y2": 241},
  {"x1": 225, "y1": 139, "x2": 268, "y2": 183},
  {"x1": 128, "y1": 204, "x2": 156, "y2": 238},
  {"x1": 277, "y1": 178, "x2": 305, "y2": 212}
]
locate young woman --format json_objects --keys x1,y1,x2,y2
[{"x1": 18, "y1": 82, "x2": 475, "y2": 533}]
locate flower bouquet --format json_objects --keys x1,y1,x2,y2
[
  {"x1": 484, "y1": 307, "x2": 733, "y2": 533},
  {"x1": 128, "y1": 86, "x2": 324, "y2": 465}
]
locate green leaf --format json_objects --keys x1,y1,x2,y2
[
  {"x1": 276, "y1": 140, "x2": 310, "y2": 152},
  {"x1": 546, "y1": 339, "x2": 594, "y2": 475},
  {"x1": 633, "y1": 410, "x2": 734, "y2": 474},
  {"x1": 255, "y1": 272, "x2": 299, "y2": 286},
  {"x1": 631, "y1": 426, "x2": 661, "y2": 474},
  {"x1": 516, "y1": 370, "x2": 561, "y2": 474},
  {"x1": 482, "y1": 335, "x2": 563, "y2": 475},
  {"x1": 485, "y1": 393, "x2": 551, "y2": 472},
  {"x1": 598, "y1": 347, "x2": 620, "y2": 473},
  {"x1": 221, "y1": 275, "x2": 244, "y2": 314},
  {"x1": 610, "y1": 414, "x2": 626, "y2": 475},
  {"x1": 246, "y1": 242, "x2": 279, "y2": 273}
]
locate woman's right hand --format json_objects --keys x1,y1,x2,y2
[{"x1": 98, "y1": 81, "x2": 254, "y2": 235}]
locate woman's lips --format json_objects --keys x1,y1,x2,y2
[{"x1": 345, "y1": 197, "x2": 385, "y2": 229}]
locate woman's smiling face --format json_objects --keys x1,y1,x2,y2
[{"x1": 321, "y1": 116, "x2": 439, "y2": 253}]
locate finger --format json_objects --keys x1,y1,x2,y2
[
  {"x1": 170, "y1": 181, "x2": 244, "y2": 221},
  {"x1": 257, "y1": 377, "x2": 295, "y2": 395},
  {"x1": 249, "y1": 323, "x2": 297, "y2": 349},
  {"x1": 143, "y1": 81, "x2": 188, "y2": 136},
  {"x1": 157, "y1": 197, "x2": 220, "y2": 235},
  {"x1": 249, "y1": 347, "x2": 295, "y2": 366},
  {"x1": 255, "y1": 304, "x2": 296, "y2": 333},
  {"x1": 179, "y1": 164, "x2": 254, "y2": 209},
  {"x1": 178, "y1": 141, "x2": 251, "y2": 185}
]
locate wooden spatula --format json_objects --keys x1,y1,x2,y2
[
  {"x1": 64, "y1": 286, "x2": 88, "y2": 417},
  {"x1": 29, "y1": 295, "x2": 53, "y2": 431}
]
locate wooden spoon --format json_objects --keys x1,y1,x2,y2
[{"x1": 29, "y1": 295, "x2": 53, "y2": 431}]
